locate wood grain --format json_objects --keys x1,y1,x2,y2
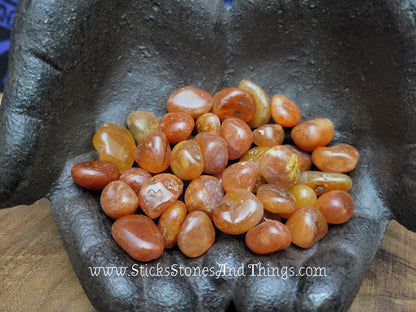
[{"x1": 0, "y1": 198, "x2": 415, "y2": 312}]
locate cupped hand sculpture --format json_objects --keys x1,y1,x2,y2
[{"x1": 1, "y1": 0, "x2": 415, "y2": 311}]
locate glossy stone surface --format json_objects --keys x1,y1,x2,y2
[
  {"x1": 166, "y1": 86, "x2": 213, "y2": 119},
  {"x1": 315, "y1": 190, "x2": 355, "y2": 224},
  {"x1": 184, "y1": 175, "x2": 223, "y2": 218},
  {"x1": 134, "y1": 130, "x2": 171, "y2": 173},
  {"x1": 238, "y1": 79, "x2": 271, "y2": 128},
  {"x1": 291, "y1": 118, "x2": 334, "y2": 152},
  {"x1": 256, "y1": 184, "x2": 297, "y2": 215},
  {"x1": 259, "y1": 145, "x2": 300, "y2": 188},
  {"x1": 92, "y1": 123, "x2": 136, "y2": 173},
  {"x1": 271, "y1": 95, "x2": 302, "y2": 128},
  {"x1": 286, "y1": 206, "x2": 328, "y2": 249},
  {"x1": 100, "y1": 181, "x2": 139, "y2": 219},
  {"x1": 159, "y1": 112, "x2": 195, "y2": 144},
  {"x1": 220, "y1": 117, "x2": 253, "y2": 160},
  {"x1": 212, "y1": 88, "x2": 256, "y2": 122},
  {"x1": 127, "y1": 111, "x2": 160, "y2": 144},
  {"x1": 213, "y1": 189, "x2": 263, "y2": 235},
  {"x1": 245, "y1": 221, "x2": 292, "y2": 254},
  {"x1": 194, "y1": 132, "x2": 228, "y2": 175},
  {"x1": 170, "y1": 140, "x2": 204, "y2": 180},
  {"x1": 262, "y1": 210, "x2": 282, "y2": 222},
  {"x1": 283, "y1": 144, "x2": 312, "y2": 171},
  {"x1": 311, "y1": 143, "x2": 360, "y2": 173},
  {"x1": 177, "y1": 211, "x2": 215, "y2": 257},
  {"x1": 158, "y1": 200, "x2": 187, "y2": 248},
  {"x1": 71, "y1": 160, "x2": 119, "y2": 191},
  {"x1": 119, "y1": 167, "x2": 151, "y2": 193},
  {"x1": 240, "y1": 147, "x2": 269, "y2": 192},
  {"x1": 298, "y1": 171, "x2": 352, "y2": 196},
  {"x1": 252, "y1": 124, "x2": 284, "y2": 147},
  {"x1": 221, "y1": 161, "x2": 258, "y2": 193},
  {"x1": 289, "y1": 184, "x2": 317, "y2": 208},
  {"x1": 112, "y1": 214, "x2": 164, "y2": 262},
  {"x1": 196, "y1": 112, "x2": 221, "y2": 136},
  {"x1": 139, "y1": 173, "x2": 183, "y2": 219}
]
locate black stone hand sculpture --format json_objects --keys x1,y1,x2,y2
[{"x1": 1, "y1": 0, "x2": 415, "y2": 311}]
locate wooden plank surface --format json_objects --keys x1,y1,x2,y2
[{"x1": 0, "y1": 198, "x2": 415, "y2": 311}]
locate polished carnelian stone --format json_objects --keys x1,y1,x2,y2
[
  {"x1": 127, "y1": 111, "x2": 160, "y2": 144},
  {"x1": 93, "y1": 123, "x2": 136, "y2": 173},
  {"x1": 298, "y1": 171, "x2": 352, "y2": 196},
  {"x1": 253, "y1": 124, "x2": 284, "y2": 147},
  {"x1": 196, "y1": 113, "x2": 221, "y2": 136},
  {"x1": 139, "y1": 173, "x2": 183, "y2": 219},
  {"x1": 119, "y1": 167, "x2": 151, "y2": 193},
  {"x1": 158, "y1": 200, "x2": 187, "y2": 248},
  {"x1": 167, "y1": 86, "x2": 213, "y2": 119},
  {"x1": 240, "y1": 146, "x2": 270, "y2": 192},
  {"x1": 286, "y1": 206, "x2": 328, "y2": 248},
  {"x1": 291, "y1": 118, "x2": 334, "y2": 152},
  {"x1": 134, "y1": 130, "x2": 171, "y2": 173},
  {"x1": 194, "y1": 132, "x2": 228, "y2": 175},
  {"x1": 271, "y1": 95, "x2": 302, "y2": 127},
  {"x1": 315, "y1": 190, "x2": 355, "y2": 224},
  {"x1": 212, "y1": 88, "x2": 256, "y2": 122},
  {"x1": 177, "y1": 211, "x2": 216, "y2": 257},
  {"x1": 184, "y1": 175, "x2": 224, "y2": 218},
  {"x1": 213, "y1": 189, "x2": 263, "y2": 235},
  {"x1": 71, "y1": 160, "x2": 119, "y2": 190},
  {"x1": 112, "y1": 214, "x2": 164, "y2": 262},
  {"x1": 238, "y1": 79, "x2": 271, "y2": 128},
  {"x1": 262, "y1": 210, "x2": 282, "y2": 222},
  {"x1": 283, "y1": 144, "x2": 312, "y2": 171},
  {"x1": 159, "y1": 112, "x2": 195, "y2": 144},
  {"x1": 170, "y1": 140, "x2": 204, "y2": 180},
  {"x1": 289, "y1": 184, "x2": 317, "y2": 208},
  {"x1": 220, "y1": 117, "x2": 253, "y2": 160},
  {"x1": 100, "y1": 181, "x2": 139, "y2": 219},
  {"x1": 221, "y1": 161, "x2": 258, "y2": 193},
  {"x1": 245, "y1": 221, "x2": 291, "y2": 254},
  {"x1": 311, "y1": 143, "x2": 360, "y2": 173},
  {"x1": 259, "y1": 145, "x2": 300, "y2": 188},
  {"x1": 256, "y1": 184, "x2": 297, "y2": 215}
]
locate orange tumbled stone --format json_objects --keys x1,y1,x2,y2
[
  {"x1": 212, "y1": 88, "x2": 256, "y2": 122},
  {"x1": 213, "y1": 189, "x2": 263, "y2": 235},
  {"x1": 194, "y1": 132, "x2": 228, "y2": 175},
  {"x1": 259, "y1": 145, "x2": 300, "y2": 188},
  {"x1": 256, "y1": 184, "x2": 297, "y2": 215},
  {"x1": 315, "y1": 190, "x2": 355, "y2": 224},
  {"x1": 93, "y1": 123, "x2": 136, "y2": 173},
  {"x1": 252, "y1": 124, "x2": 284, "y2": 147},
  {"x1": 289, "y1": 184, "x2": 317, "y2": 208},
  {"x1": 139, "y1": 173, "x2": 183, "y2": 219},
  {"x1": 311, "y1": 143, "x2": 360, "y2": 173},
  {"x1": 291, "y1": 118, "x2": 334, "y2": 152},
  {"x1": 177, "y1": 211, "x2": 216, "y2": 257},
  {"x1": 184, "y1": 175, "x2": 224, "y2": 218},
  {"x1": 298, "y1": 171, "x2": 352, "y2": 196},
  {"x1": 159, "y1": 112, "x2": 195, "y2": 144},
  {"x1": 283, "y1": 144, "x2": 312, "y2": 171},
  {"x1": 158, "y1": 200, "x2": 187, "y2": 248},
  {"x1": 134, "y1": 130, "x2": 171, "y2": 173},
  {"x1": 196, "y1": 112, "x2": 221, "y2": 136},
  {"x1": 167, "y1": 86, "x2": 213, "y2": 119},
  {"x1": 127, "y1": 111, "x2": 160, "y2": 144},
  {"x1": 221, "y1": 117, "x2": 253, "y2": 160},
  {"x1": 112, "y1": 214, "x2": 164, "y2": 262},
  {"x1": 71, "y1": 160, "x2": 119, "y2": 190},
  {"x1": 286, "y1": 206, "x2": 328, "y2": 248},
  {"x1": 221, "y1": 161, "x2": 258, "y2": 193},
  {"x1": 100, "y1": 181, "x2": 139, "y2": 219},
  {"x1": 119, "y1": 167, "x2": 151, "y2": 193},
  {"x1": 245, "y1": 221, "x2": 292, "y2": 254},
  {"x1": 271, "y1": 94, "x2": 302, "y2": 127},
  {"x1": 170, "y1": 140, "x2": 204, "y2": 180}
]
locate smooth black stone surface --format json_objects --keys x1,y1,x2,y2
[{"x1": 1, "y1": 0, "x2": 415, "y2": 311}]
